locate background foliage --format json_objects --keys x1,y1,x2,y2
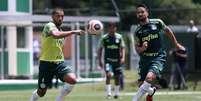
[{"x1": 33, "y1": 0, "x2": 201, "y2": 30}]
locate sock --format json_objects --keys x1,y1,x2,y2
[
  {"x1": 114, "y1": 85, "x2": 120, "y2": 96},
  {"x1": 132, "y1": 86, "x2": 146, "y2": 101},
  {"x1": 132, "y1": 81, "x2": 154, "y2": 101},
  {"x1": 55, "y1": 83, "x2": 74, "y2": 101},
  {"x1": 106, "y1": 84, "x2": 112, "y2": 96},
  {"x1": 29, "y1": 89, "x2": 40, "y2": 101},
  {"x1": 141, "y1": 81, "x2": 154, "y2": 95}
]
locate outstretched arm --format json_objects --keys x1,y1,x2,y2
[
  {"x1": 164, "y1": 26, "x2": 184, "y2": 50},
  {"x1": 120, "y1": 47, "x2": 126, "y2": 64},
  {"x1": 50, "y1": 30, "x2": 85, "y2": 39}
]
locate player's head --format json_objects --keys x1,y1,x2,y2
[
  {"x1": 189, "y1": 20, "x2": 195, "y2": 27},
  {"x1": 108, "y1": 22, "x2": 117, "y2": 34},
  {"x1": 136, "y1": 4, "x2": 149, "y2": 22},
  {"x1": 52, "y1": 8, "x2": 64, "y2": 26}
]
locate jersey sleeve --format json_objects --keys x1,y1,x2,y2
[
  {"x1": 120, "y1": 35, "x2": 125, "y2": 48},
  {"x1": 158, "y1": 19, "x2": 167, "y2": 30},
  {"x1": 43, "y1": 22, "x2": 58, "y2": 36}
]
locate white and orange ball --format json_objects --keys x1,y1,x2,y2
[{"x1": 87, "y1": 19, "x2": 103, "y2": 35}]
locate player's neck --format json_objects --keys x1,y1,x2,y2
[
  {"x1": 140, "y1": 18, "x2": 149, "y2": 25},
  {"x1": 52, "y1": 21, "x2": 61, "y2": 29},
  {"x1": 108, "y1": 32, "x2": 115, "y2": 36}
]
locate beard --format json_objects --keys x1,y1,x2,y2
[{"x1": 53, "y1": 19, "x2": 62, "y2": 27}]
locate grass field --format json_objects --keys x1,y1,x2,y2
[{"x1": 0, "y1": 70, "x2": 201, "y2": 101}]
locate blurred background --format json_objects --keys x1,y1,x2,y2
[{"x1": 0, "y1": 0, "x2": 201, "y2": 92}]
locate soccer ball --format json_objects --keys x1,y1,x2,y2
[{"x1": 87, "y1": 19, "x2": 103, "y2": 35}]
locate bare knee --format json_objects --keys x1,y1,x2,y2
[
  {"x1": 69, "y1": 78, "x2": 77, "y2": 84},
  {"x1": 145, "y1": 72, "x2": 157, "y2": 83},
  {"x1": 37, "y1": 89, "x2": 47, "y2": 97},
  {"x1": 106, "y1": 72, "x2": 113, "y2": 78},
  {"x1": 63, "y1": 73, "x2": 77, "y2": 84}
]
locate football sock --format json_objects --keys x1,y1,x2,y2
[
  {"x1": 29, "y1": 89, "x2": 40, "y2": 101},
  {"x1": 56, "y1": 83, "x2": 74, "y2": 101},
  {"x1": 132, "y1": 86, "x2": 146, "y2": 101},
  {"x1": 114, "y1": 85, "x2": 120, "y2": 96},
  {"x1": 106, "y1": 84, "x2": 112, "y2": 96},
  {"x1": 141, "y1": 81, "x2": 154, "y2": 95},
  {"x1": 132, "y1": 81, "x2": 154, "y2": 101}
]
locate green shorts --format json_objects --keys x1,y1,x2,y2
[
  {"x1": 138, "y1": 53, "x2": 166, "y2": 81},
  {"x1": 104, "y1": 61, "x2": 122, "y2": 76},
  {"x1": 38, "y1": 60, "x2": 73, "y2": 89}
]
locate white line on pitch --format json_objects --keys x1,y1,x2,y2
[{"x1": 123, "y1": 91, "x2": 201, "y2": 96}]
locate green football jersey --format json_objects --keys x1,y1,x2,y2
[
  {"x1": 134, "y1": 19, "x2": 167, "y2": 60},
  {"x1": 99, "y1": 33, "x2": 125, "y2": 62},
  {"x1": 40, "y1": 22, "x2": 64, "y2": 61}
]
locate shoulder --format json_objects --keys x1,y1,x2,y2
[
  {"x1": 149, "y1": 19, "x2": 165, "y2": 24},
  {"x1": 102, "y1": 34, "x2": 109, "y2": 38},
  {"x1": 100, "y1": 34, "x2": 108, "y2": 40},
  {"x1": 135, "y1": 24, "x2": 141, "y2": 34},
  {"x1": 45, "y1": 22, "x2": 56, "y2": 28},
  {"x1": 115, "y1": 33, "x2": 123, "y2": 38},
  {"x1": 150, "y1": 18, "x2": 167, "y2": 29}
]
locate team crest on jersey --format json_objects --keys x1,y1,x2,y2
[
  {"x1": 151, "y1": 25, "x2": 157, "y2": 30},
  {"x1": 115, "y1": 39, "x2": 119, "y2": 43}
]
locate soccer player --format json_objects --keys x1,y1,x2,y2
[
  {"x1": 29, "y1": 8, "x2": 84, "y2": 101},
  {"x1": 132, "y1": 4, "x2": 185, "y2": 101},
  {"x1": 98, "y1": 22, "x2": 125, "y2": 99}
]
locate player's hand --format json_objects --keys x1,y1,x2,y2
[
  {"x1": 142, "y1": 41, "x2": 148, "y2": 49},
  {"x1": 135, "y1": 41, "x2": 148, "y2": 53},
  {"x1": 72, "y1": 30, "x2": 85, "y2": 35}
]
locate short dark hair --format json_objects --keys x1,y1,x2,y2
[
  {"x1": 136, "y1": 4, "x2": 149, "y2": 11},
  {"x1": 52, "y1": 8, "x2": 64, "y2": 15}
]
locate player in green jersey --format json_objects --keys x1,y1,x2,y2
[
  {"x1": 132, "y1": 4, "x2": 185, "y2": 101},
  {"x1": 98, "y1": 22, "x2": 125, "y2": 99},
  {"x1": 29, "y1": 8, "x2": 84, "y2": 101}
]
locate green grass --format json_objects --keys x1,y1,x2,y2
[{"x1": 0, "y1": 70, "x2": 201, "y2": 101}]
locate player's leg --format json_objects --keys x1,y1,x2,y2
[
  {"x1": 146, "y1": 55, "x2": 166, "y2": 101},
  {"x1": 132, "y1": 66, "x2": 148, "y2": 101},
  {"x1": 105, "y1": 71, "x2": 113, "y2": 98},
  {"x1": 145, "y1": 71, "x2": 157, "y2": 101},
  {"x1": 113, "y1": 65, "x2": 122, "y2": 99},
  {"x1": 132, "y1": 68, "x2": 157, "y2": 101},
  {"x1": 56, "y1": 63, "x2": 77, "y2": 101},
  {"x1": 105, "y1": 63, "x2": 113, "y2": 98},
  {"x1": 30, "y1": 61, "x2": 54, "y2": 101},
  {"x1": 114, "y1": 74, "x2": 120, "y2": 99}
]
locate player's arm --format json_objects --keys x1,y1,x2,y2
[
  {"x1": 133, "y1": 31, "x2": 148, "y2": 53},
  {"x1": 97, "y1": 38, "x2": 104, "y2": 68},
  {"x1": 164, "y1": 26, "x2": 184, "y2": 50},
  {"x1": 120, "y1": 36, "x2": 126, "y2": 64},
  {"x1": 97, "y1": 47, "x2": 103, "y2": 68},
  {"x1": 50, "y1": 30, "x2": 84, "y2": 39},
  {"x1": 120, "y1": 47, "x2": 125, "y2": 64}
]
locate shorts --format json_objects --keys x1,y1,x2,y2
[
  {"x1": 38, "y1": 60, "x2": 73, "y2": 89},
  {"x1": 138, "y1": 53, "x2": 166, "y2": 81},
  {"x1": 104, "y1": 62, "x2": 122, "y2": 76}
]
